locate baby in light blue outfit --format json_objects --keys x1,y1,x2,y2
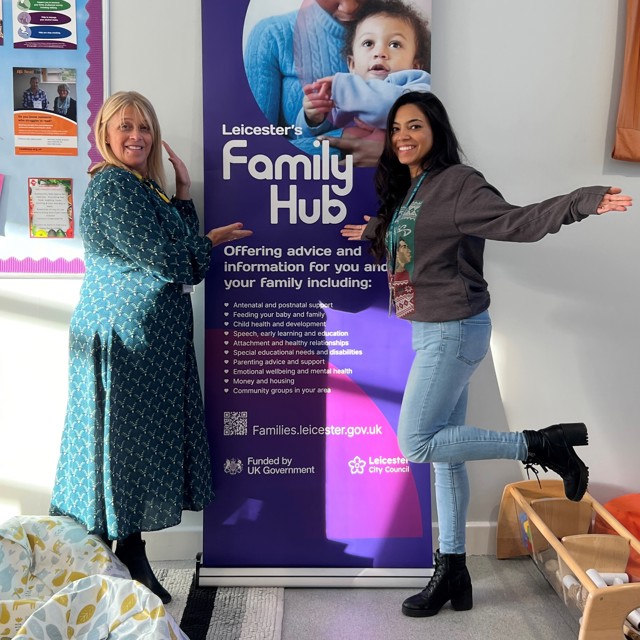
[{"x1": 297, "y1": 0, "x2": 431, "y2": 140}]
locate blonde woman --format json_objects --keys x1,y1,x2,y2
[{"x1": 50, "y1": 91, "x2": 251, "y2": 603}]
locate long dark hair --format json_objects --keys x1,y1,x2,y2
[{"x1": 371, "y1": 92, "x2": 463, "y2": 261}]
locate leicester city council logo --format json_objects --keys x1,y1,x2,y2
[
  {"x1": 224, "y1": 458, "x2": 243, "y2": 475},
  {"x1": 348, "y1": 456, "x2": 366, "y2": 475}
]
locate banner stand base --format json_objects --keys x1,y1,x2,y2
[{"x1": 195, "y1": 553, "x2": 432, "y2": 588}]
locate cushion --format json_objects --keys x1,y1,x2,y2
[
  {"x1": 593, "y1": 494, "x2": 640, "y2": 582},
  {"x1": 13, "y1": 575, "x2": 186, "y2": 640},
  {"x1": 0, "y1": 515, "x2": 129, "y2": 638}
]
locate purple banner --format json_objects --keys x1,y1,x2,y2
[{"x1": 202, "y1": 0, "x2": 433, "y2": 581}]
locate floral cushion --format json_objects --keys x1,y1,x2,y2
[
  {"x1": 0, "y1": 516, "x2": 182, "y2": 639},
  {"x1": 13, "y1": 575, "x2": 186, "y2": 640}
]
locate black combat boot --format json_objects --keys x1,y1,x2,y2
[
  {"x1": 522, "y1": 422, "x2": 589, "y2": 502},
  {"x1": 115, "y1": 534, "x2": 171, "y2": 604},
  {"x1": 402, "y1": 549, "x2": 473, "y2": 617}
]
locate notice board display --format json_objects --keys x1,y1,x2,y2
[{"x1": 0, "y1": 0, "x2": 106, "y2": 275}]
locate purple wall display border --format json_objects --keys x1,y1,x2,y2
[
  {"x1": 85, "y1": 0, "x2": 104, "y2": 168},
  {"x1": 0, "y1": 257, "x2": 86, "y2": 275}
]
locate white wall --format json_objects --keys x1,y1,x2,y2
[
  {"x1": 432, "y1": 0, "x2": 640, "y2": 506},
  {"x1": 1, "y1": 0, "x2": 638, "y2": 559}
]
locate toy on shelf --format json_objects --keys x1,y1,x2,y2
[{"x1": 497, "y1": 480, "x2": 640, "y2": 640}]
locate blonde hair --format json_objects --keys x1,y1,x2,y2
[{"x1": 90, "y1": 91, "x2": 166, "y2": 188}]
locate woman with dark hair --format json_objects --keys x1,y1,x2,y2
[{"x1": 342, "y1": 91, "x2": 632, "y2": 618}]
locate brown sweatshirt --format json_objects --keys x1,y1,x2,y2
[{"x1": 364, "y1": 164, "x2": 608, "y2": 322}]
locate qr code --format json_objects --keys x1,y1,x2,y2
[{"x1": 223, "y1": 411, "x2": 248, "y2": 436}]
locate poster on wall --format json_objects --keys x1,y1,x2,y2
[
  {"x1": 13, "y1": 67, "x2": 78, "y2": 156},
  {"x1": 28, "y1": 177, "x2": 73, "y2": 238},
  {"x1": 13, "y1": 0, "x2": 78, "y2": 50},
  {"x1": 0, "y1": 0, "x2": 105, "y2": 274},
  {"x1": 201, "y1": 0, "x2": 433, "y2": 585}
]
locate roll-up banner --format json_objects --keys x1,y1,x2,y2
[{"x1": 201, "y1": 0, "x2": 433, "y2": 587}]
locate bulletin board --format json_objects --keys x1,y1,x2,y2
[{"x1": 0, "y1": 0, "x2": 108, "y2": 276}]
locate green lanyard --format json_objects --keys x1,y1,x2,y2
[{"x1": 386, "y1": 170, "x2": 428, "y2": 274}]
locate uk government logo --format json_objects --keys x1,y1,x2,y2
[
  {"x1": 224, "y1": 458, "x2": 243, "y2": 475},
  {"x1": 224, "y1": 456, "x2": 317, "y2": 476},
  {"x1": 348, "y1": 455, "x2": 410, "y2": 475}
]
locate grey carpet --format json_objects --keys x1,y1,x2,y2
[
  {"x1": 281, "y1": 556, "x2": 581, "y2": 640},
  {"x1": 153, "y1": 556, "x2": 583, "y2": 640},
  {"x1": 152, "y1": 564, "x2": 283, "y2": 640}
]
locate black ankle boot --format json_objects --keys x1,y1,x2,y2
[
  {"x1": 523, "y1": 422, "x2": 589, "y2": 502},
  {"x1": 115, "y1": 537, "x2": 171, "y2": 604},
  {"x1": 402, "y1": 549, "x2": 473, "y2": 617}
]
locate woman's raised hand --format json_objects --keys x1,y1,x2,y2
[
  {"x1": 340, "y1": 215, "x2": 371, "y2": 241},
  {"x1": 596, "y1": 187, "x2": 633, "y2": 214},
  {"x1": 206, "y1": 222, "x2": 253, "y2": 247},
  {"x1": 163, "y1": 141, "x2": 191, "y2": 200}
]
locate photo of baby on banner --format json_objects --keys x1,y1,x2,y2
[{"x1": 243, "y1": 0, "x2": 431, "y2": 165}]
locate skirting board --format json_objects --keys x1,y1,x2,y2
[{"x1": 145, "y1": 521, "x2": 499, "y2": 564}]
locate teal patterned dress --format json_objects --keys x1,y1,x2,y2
[{"x1": 50, "y1": 166, "x2": 214, "y2": 540}]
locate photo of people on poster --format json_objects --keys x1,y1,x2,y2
[
  {"x1": 13, "y1": 68, "x2": 78, "y2": 120},
  {"x1": 12, "y1": 68, "x2": 79, "y2": 157}
]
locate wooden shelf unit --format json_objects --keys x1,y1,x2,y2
[{"x1": 497, "y1": 480, "x2": 640, "y2": 640}]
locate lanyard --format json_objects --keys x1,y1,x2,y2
[
  {"x1": 131, "y1": 170, "x2": 187, "y2": 235},
  {"x1": 385, "y1": 171, "x2": 428, "y2": 315},
  {"x1": 131, "y1": 170, "x2": 171, "y2": 204},
  {"x1": 386, "y1": 170, "x2": 428, "y2": 273}
]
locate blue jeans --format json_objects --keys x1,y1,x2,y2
[{"x1": 397, "y1": 310, "x2": 528, "y2": 554}]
